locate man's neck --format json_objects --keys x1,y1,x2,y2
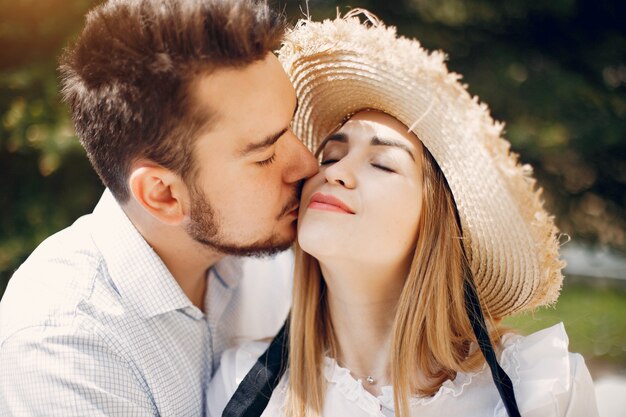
[
  {"x1": 150, "y1": 240, "x2": 222, "y2": 311},
  {"x1": 123, "y1": 203, "x2": 223, "y2": 311}
]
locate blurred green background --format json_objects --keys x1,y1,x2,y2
[{"x1": 1, "y1": 0, "x2": 625, "y2": 375}]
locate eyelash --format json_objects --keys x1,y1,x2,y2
[
  {"x1": 372, "y1": 163, "x2": 395, "y2": 173},
  {"x1": 257, "y1": 153, "x2": 276, "y2": 167}
]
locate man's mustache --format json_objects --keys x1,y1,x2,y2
[{"x1": 277, "y1": 180, "x2": 305, "y2": 218}]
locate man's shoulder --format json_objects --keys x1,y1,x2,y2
[
  {"x1": 0, "y1": 212, "x2": 115, "y2": 343},
  {"x1": 15, "y1": 212, "x2": 101, "y2": 278}
]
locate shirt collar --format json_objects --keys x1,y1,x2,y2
[
  {"x1": 209, "y1": 256, "x2": 243, "y2": 290},
  {"x1": 89, "y1": 190, "x2": 196, "y2": 319}
]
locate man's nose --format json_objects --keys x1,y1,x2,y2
[{"x1": 283, "y1": 132, "x2": 319, "y2": 183}]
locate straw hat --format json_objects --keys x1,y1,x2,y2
[{"x1": 278, "y1": 11, "x2": 564, "y2": 317}]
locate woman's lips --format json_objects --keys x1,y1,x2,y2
[{"x1": 308, "y1": 192, "x2": 355, "y2": 214}]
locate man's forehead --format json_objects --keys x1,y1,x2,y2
[
  {"x1": 194, "y1": 55, "x2": 293, "y2": 106},
  {"x1": 190, "y1": 94, "x2": 297, "y2": 157},
  {"x1": 188, "y1": 55, "x2": 297, "y2": 153}
]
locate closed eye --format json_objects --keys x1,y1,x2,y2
[
  {"x1": 320, "y1": 159, "x2": 338, "y2": 166},
  {"x1": 256, "y1": 153, "x2": 276, "y2": 167},
  {"x1": 372, "y1": 163, "x2": 395, "y2": 173}
]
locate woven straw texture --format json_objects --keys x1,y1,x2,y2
[{"x1": 279, "y1": 14, "x2": 564, "y2": 317}]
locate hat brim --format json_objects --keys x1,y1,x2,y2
[{"x1": 279, "y1": 17, "x2": 564, "y2": 317}]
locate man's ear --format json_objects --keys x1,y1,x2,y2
[{"x1": 128, "y1": 162, "x2": 190, "y2": 226}]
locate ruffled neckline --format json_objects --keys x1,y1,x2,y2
[
  {"x1": 323, "y1": 355, "x2": 480, "y2": 414},
  {"x1": 322, "y1": 323, "x2": 570, "y2": 415},
  {"x1": 323, "y1": 358, "x2": 383, "y2": 414}
]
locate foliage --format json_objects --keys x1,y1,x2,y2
[
  {"x1": 505, "y1": 281, "x2": 626, "y2": 372},
  {"x1": 0, "y1": 79, "x2": 103, "y2": 294},
  {"x1": 1, "y1": 0, "x2": 625, "y2": 298}
]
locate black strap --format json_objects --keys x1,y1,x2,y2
[
  {"x1": 464, "y1": 279, "x2": 522, "y2": 417},
  {"x1": 222, "y1": 319, "x2": 290, "y2": 417}
]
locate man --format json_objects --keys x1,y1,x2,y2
[{"x1": 0, "y1": 0, "x2": 318, "y2": 415}]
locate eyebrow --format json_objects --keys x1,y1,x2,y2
[
  {"x1": 317, "y1": 132, "x2": 415, "y2": 161},
  {"x1": 371, "y1": 136, "x2": 415, "y2": 161},
  {"x1": 239, "y1": 127, "x2": 287, "y2": 156},
  {"x1": 238, "y1": 100, "x2": 299, "y2": 157},
  {"x1": 315, "y1": 132, "x2": 346, "y2": 157}
]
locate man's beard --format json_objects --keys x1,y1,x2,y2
[{"x1": 184, "y1": 186, "x2": 298, "y2": 257}]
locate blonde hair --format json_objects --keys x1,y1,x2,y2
[{"x1": 286, "y1": 145, "x2": 505, "y2": 417}]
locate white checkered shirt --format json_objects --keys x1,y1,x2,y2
[{"x1": 0, "y1": 190, "x2": 292, "y2": 416}]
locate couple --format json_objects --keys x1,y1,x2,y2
[{"x1": 0, "y1": 1, "x2": 597, "y2": 417}]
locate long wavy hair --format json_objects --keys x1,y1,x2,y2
[{"x1": 286, "y1": 141, "x2": 505, "y2": 417}]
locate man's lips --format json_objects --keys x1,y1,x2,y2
[
  {"x1": 282, "y1": 204, "x2": 299, "y2": 218},
  {"x1": 308, "y1": 192, "x2": 355, "y2": 214}
]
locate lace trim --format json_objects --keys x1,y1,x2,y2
[
  {"x1": 324, "y1": 358, "x2": 383, "y2": 415},
  {"x1": 322, "y1": 324, "x2": 571, "y2": 415},
  {"x1": 324, "y1": 357, "x2": 486, "y2": 412}
]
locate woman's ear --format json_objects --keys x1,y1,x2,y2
[{"x1": 127, "y1": 161, "x2": 190, "y2": 226}]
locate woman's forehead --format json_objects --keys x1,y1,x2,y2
[{"x1": 331, "y1": 112, "x2": 423, "y2": 151}]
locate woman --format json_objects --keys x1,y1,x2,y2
[{"x1": 208, "y1": 12, "x2": 598, "y2": 417}]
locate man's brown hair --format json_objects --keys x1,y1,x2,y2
[{"x1": 60, "y1": 0, "x2": 285, "y2": 201}]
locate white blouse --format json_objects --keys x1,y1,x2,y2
[{"x1": 207, "y1": 323, "x2": 599, "y2": 417}]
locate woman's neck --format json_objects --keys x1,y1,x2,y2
[{"x1": 320, "y1": 258, "x2": 408, "y2": 396}]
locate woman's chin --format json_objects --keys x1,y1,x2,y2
[{"x1": 297, "y1": 223, "x2": 342, "y2": 259}]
